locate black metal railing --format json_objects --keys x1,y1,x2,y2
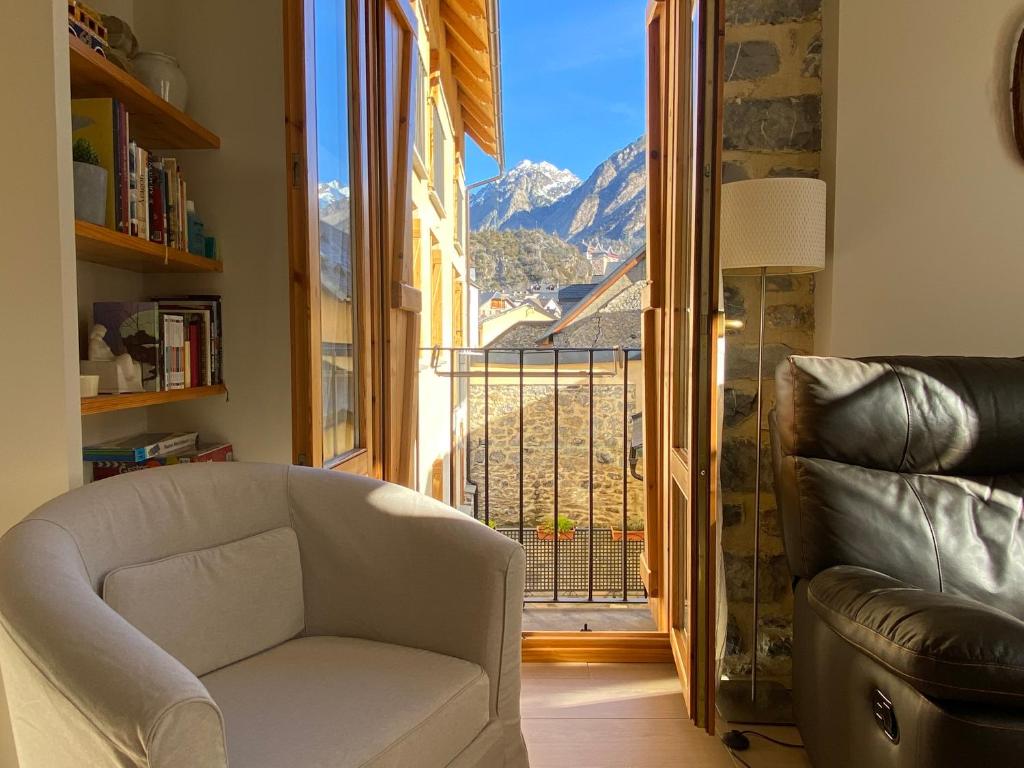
[{"x1": 426, "y1": 347, "x2": 645, "y2": 602}]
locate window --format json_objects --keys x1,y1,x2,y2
[
  {"x1": 452, "y1": 271, "x2": 464, "y2": 347},
  {"x1": 430, "y1": 99, "x2": 447, "y2": 211},
  {"x1": 314, "y1": 0, "x2": 358, "y2": 464},
  {"x1": 411, "y1": 213, "x2": 422, "y2": 289},
  {"x1": 412, "y1": 53, "x2": 427, "y2": 172},
  {"x1": 430, "y1": 242, "x2": 442, "y2": 346},
  {"x1": 453, "y1": 168, "x2": 465, "y2": 252}
]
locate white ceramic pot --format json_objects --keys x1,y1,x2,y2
[
  {"x1": 73, "y1": 162, "x2": 107, "y2": 226},
  {"x1": 79, "y1": 375, "x2": 100, "y2": 398},
  {"x1": 132, "y1": 52, "x2": 188, "y2": 111}
]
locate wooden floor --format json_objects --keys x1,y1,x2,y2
[{"x1": 521, "y1": 663, "x2": 810, "y2": 768}]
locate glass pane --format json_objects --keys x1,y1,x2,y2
[
  {"x1": 315, "y1": 0, "x2": 357, "y2": 462},
  {"x1": 672, "y1": 3, "x2": 702, "y2": 454},
  {"x1": 673, "y1": 480, "x2": 689, "y2": 633}
]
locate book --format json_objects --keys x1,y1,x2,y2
[
  {"x1": 83, "y1": 432, "x2": 199, "y2": 463},
  {"x1": 149, "y1": 157, "x2": 165, "y2": 244},
  {"x1": 161, "y1": 313, "x2": 185, "y2": 389},
  {"x1": 71, "y1": 98, "x2": 119, "y2": 229},
  {"x1": 92, "y1": 442, "x2": 234, "y2": 481},
  {"x1": 92, "y1": 302, "x2": 160, "y2": 391},
  {"x1": 154, "y1": 297, "x2": 221, "y2": 383},
  {"x1": 116, "y1": 102, "x2": 129, "y2": 233},
  {"x1": 128, "y1": 141, "x2": 138, "y2": 236}
]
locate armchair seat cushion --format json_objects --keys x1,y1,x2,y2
[
  {"x1": 201, "y1": 635, "x2": 492, "y2": 768},
  {"x1": 808, "y1": 565, "x2": 1024, "y2": 706}
]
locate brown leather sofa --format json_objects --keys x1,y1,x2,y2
[{"x1": 770, "y1": 356, "x2": 1024, "y2": 767}]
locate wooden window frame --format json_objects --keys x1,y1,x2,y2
[
  {"x1": 284, "y1": 0, "x2": 375, "y2": 471},
  {"x1": 285, "y1": 0, "x2": 420, "y2": 481}
]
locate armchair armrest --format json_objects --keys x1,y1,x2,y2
[
  {"x1": 808, "y1": 565, "x2": 1024, "y2": 706},
  {"x1": 0, "y1": 520, "x2": 226, "y2": 767},
  {"x1": 285, "y1": 467, "x2": 526, "y2": 758}
]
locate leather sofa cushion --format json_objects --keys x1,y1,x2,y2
[
  {"x1": 778, "y1": 454, "x2": 1024, "y2": 620},
  {"x1": 103, "y1": 526, "x2": 304, "y2": 676},
  {"x1": 775, "y1": 356, "x2": 1024, "y2": 476},
  {"x1": 808, "y1": 566, "x2": 1024, "y2": 706},
  {"x1": 201, "y1": 636, "x2": 491, "y2": 768}
]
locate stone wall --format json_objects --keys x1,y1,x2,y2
[
  {"x1": 469, "y1": 382, "x2": 644, "y2": 531},
  {"x1": 721, "y1": 0, "x2": 822, "y2": 681}
]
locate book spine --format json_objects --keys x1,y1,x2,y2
[
  {"x1": 112, "y1": 100, "x2": 122, "y2": 233},
  {"x1": 154, "y1": 433, "x2": 199, "y2": 456},
  {"x1": 128, "y1": 142, "x2": 138, "y2": 237},
  {"x1": 122, "y1": 107, "x2": 130, "y2": 233},
  {"x1": 149, "y1": 160, "x2": 164, "y2": 244},
  {"x1": 189, "y1": 318, "x2": 200, "y2": 387},
  {"x1": 183, "y1": 326, "x2": 191, "y2": 388}
]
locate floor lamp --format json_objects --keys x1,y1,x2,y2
[{"x1": 716, "y1": 177, "x2": 826, "y2": 725}]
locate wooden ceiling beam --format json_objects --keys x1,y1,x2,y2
[
  {"x1": 449, "y1": 0, "x2": 486, "y2": 20},
  {"x1": 458, "y1": 87, "x2": 495, "y2": 137},
  {"x1": 446, "y1": 31, "x2": 490, "y2": 84},
  {"x1": 441, "y1": 0, "x2": 487, "y2": 52},
  {"x1": 462, "y1": 111, "x2": 496, "y2": 150},
  {"x1": 451, "y1": 58, "x2": 492, "y2": 107},
  {"x1": 465, "y1": 124, "x2": 497, "y2": 155}
]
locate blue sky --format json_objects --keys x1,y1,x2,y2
[{"x1": 465, "y1": 1, "x2": 647, "y2": 182}]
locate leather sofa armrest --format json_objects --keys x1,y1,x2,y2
[{"x1": 808, "y1": 565, "x2": 1024, "y2": 706}]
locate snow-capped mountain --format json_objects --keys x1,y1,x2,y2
[
  {"x1": 318, "y1": 180, "x2": 351, "y2": 230},
  {"x1": 471, "y1": 138, "x2": 646, "y2": 254},
  {"x1": 469, "y1": 160, "x2": 581, "y2": 230},
  {"x1": 318, "y1": 180, "x2": 350, "y2": 205}
]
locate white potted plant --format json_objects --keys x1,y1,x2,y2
[{"x1": 72, "y1": 138, "x2": 107, "y2": 226}]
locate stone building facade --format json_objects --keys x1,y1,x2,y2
[
  {"x1": 468, "y1": 377, "x2": 645, "y2": 531},
  {"x1": 720, "y1": 0, "x2": 822, "y2": 681}
]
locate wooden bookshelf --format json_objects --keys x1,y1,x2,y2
[
  {"x1": 75, "y1": 220, "x2": 223, "y2": 273},
  {"x1": 81, "y1": 384, "x2": 227, "y2": 416},
  {"x1": 69, "y1": 35, "x2": 220, "y2": 150}
]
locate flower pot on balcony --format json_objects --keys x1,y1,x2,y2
[{"x1": 611, "y1": 529, "x2": 644, "y2": 542}]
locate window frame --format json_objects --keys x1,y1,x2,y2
[{"x1": 285, "y1": 0, "x2": 375, "y2": 471}]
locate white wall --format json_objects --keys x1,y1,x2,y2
[
  {"x1": 136, "y1": 0, "x2": 292, "y2": 462},
  {"x1": 0, "y1": 4, "x2": 84, "y2": 764},
  {"x1": 819, "y1": 0, "x2": 1024, "y2": 357}
]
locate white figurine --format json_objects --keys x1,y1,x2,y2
[{"x1": 84, "y1": 324, "x2": 144, "y2": 393}]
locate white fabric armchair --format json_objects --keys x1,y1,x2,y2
[{"x1": 0, "y1": 463, "x2": 529, "y2": 768}]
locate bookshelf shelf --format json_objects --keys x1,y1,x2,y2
[
  {"x1": 75, "y1": 220, "x2": 223, "y2": 273},
  {"x1": 81, "y1": 384, "x2": 227, "y2": 416},
  {"x1": 69, "y1": 36, "x2": 220, "y2": 150}
]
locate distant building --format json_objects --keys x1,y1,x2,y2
[
  {"x1": 480, "y1": 302, "x2": 558, "y2": 347},
  {"x1": 480, "y1": 248, "x2": 645, "y2": 350}
]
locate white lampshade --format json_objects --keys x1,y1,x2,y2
[{"x1": 720, "y1": 178, "x2": 826, "y2": 274}]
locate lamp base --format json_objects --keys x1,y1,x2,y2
[{"x1": 716, "y1": 679, "x2": 794, "y2": 725}]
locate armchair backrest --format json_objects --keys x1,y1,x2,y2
[{"x1": 771, "y1": 355, "x2": 1024, "y2": 620}]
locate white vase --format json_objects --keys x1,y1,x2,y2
[{"x1": 132, "y1": 52, "x2": 188, "y2": 111}]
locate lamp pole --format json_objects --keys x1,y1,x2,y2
[{"x1": 751, "y1": 266, "x2": 766, "y2": 703}]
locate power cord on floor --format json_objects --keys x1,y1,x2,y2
[
  {"x1": 721, "y1": 728, "x2": 804, "y2": 767},
  {"x1": 739, "y1": 729, "x2": 804, "y2": 748},
  {"x1": 725, "y1": 747, "x2": 752, "y2": 768}
]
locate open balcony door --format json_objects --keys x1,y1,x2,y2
[{"x1": 643, "y1": 0, "x2": 724, "y2": 732}]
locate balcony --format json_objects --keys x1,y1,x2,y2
[{"x1": 426, "y1": 347, "x2": 655, "y2": 631}]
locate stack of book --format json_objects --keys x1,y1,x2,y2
[
  {"x1": 71, "y1": 97, "x2": 213, "y2": 256},
  {"x1": 92, "y1": 296, "x2": 222, "y2": 392},
  {"x1": 83, "y1": 432, "x2": 234, "y2": 481}
]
